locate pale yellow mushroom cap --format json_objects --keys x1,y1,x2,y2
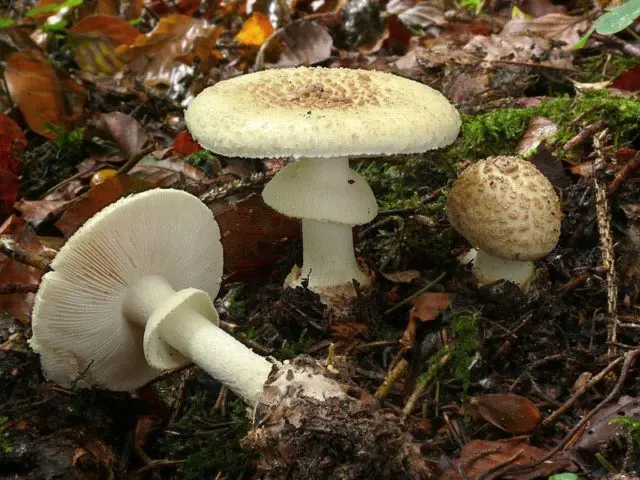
[
  {"x1": 446, "y1": 156, "x2": 562, "y2": 261},
  {"x1": 185, "y1": 67, "x2": 461, "y2": 158}
]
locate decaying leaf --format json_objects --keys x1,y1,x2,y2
[
  {"x1": 68, "y1": 14, "x2": 140, "y2": 75},
  {"x1": 441, "y1": 439, "x2": 570, "y2": 480},
  {"x1": 381, "y1": 270, "x2": 421, "y2": 284},
  {"x1": 267, "y1": 20, "x2": 333, "y2": 67},
  {"x1": 0, "y1": 216, "x2": 46, "y2": 323},
  {"x1": 214, "y1": 194, "x2": 300, "y2": 280},
  {"x1": 409, "y1": 292, "x2": 452, "y2": 322},
  {"x1": 516, "y1": 116, "x2": 557, "y2": 156},
  {"x1": 470, "y1": 393, "x2": 541, "y2": 433},
  {"x1": 501, "y1": 13, "x2": 589, "y2": 48},
  {"x1": 117, "y1": 14, "x2": 221, "y2": 90},
  {"x1": 0, "y1": 114, "x2": 27, "y2": 216},
  {"x1": 90, "y1": 112, "x2": 150, "y2": 160},
  {"x1": 236, "y1": 12, "x2": 275, "y2": 47},
  {"x1": 572, "y1": 396, "x2": 640, "y2": 465},
  {"x1": 171, "y1": 131, "x2": 202, "y2": 156},
  {"x1": 612, "y1": 63, "x2": 640, "y2": 92},
  {"x1": 4, "y1": 50, "x2": 69, "y2": 138}
]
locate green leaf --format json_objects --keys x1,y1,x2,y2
[
  {"x1": 0, "y1": 17, "x2": 14, "y2": 28},
  {"x1": 26, "y1": 0, "x2": 83, "y2": 17},
  {"x1": 593, "y1": 0, "x2": 640, "y2": 35},
  {"x1": 574, "y1": 25, "x2": 595, "y2": 49},
  {"x1": 548, "y1": 474, "x2": 579, "y2": 480}
]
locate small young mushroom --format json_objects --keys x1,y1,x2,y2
[
  {"x1": 185, "y1": 67, "x2": 460, "y2": 302},
  {"x1": 446, "y1": 156, "x2": 562, "y2": 287}
]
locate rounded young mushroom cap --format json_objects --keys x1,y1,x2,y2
[
  {"x1": 185, "y1": 67, "x2": 461, "y2": 159},
  {"x1": 29, "y1": 189, "x2": 223, "y2": 391},
  {"x1": 446, "y1": 156, "x2": 562, "y2": 261}
]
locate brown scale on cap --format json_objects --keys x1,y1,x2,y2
[{"x1": 446, "y1": 156, "x2": 562, "y2": 261}]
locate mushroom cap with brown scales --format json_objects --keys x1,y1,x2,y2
[
  {"x1": 446, "y1": 156, "x2": 562, "y2": 261},
  {"x1": 185, "y1": 67, "x2": 461, "y2": 159}
]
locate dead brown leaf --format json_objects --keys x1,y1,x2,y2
[
  {"x1": 501, "y1": 13, "x2": 589, "y2": 48},
  {"x1": 409, "y1": 292, "x2": 452, "y2": 322},
  {"x1": 381, "y1": 270, "x2": 421, "y2": 284},
  {"x1": 117, "y1": 14, "x2": 221, "y2": 89},
  {"x1": 14, "y1": 200, "x2": 69, "y2": 227},
  {"x1": 440, "y1": 439, "x2": 569, "y2": 479},
  {"x1": 0, "y1": 216, "x2": 46, "y2": 323},
  {"x1": 267, "y1": 20, "x2": 333, "y2": 67},
  {"x1": 470, "y1": 393, "x2": 541, "y2": 433},
  {"x1": 516, "y1": 116, "x2": 557, "y2": 156},
  {"x1": 90, "y1": 112, "x2": 150, "y2": 160},
  {"x1": 214, "y1": 193, "x2": 300, "y2": 280},
  {"x1": 236, "y1": 12, "x2": 275, "y2": 47}
]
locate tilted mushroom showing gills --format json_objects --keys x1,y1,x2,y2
[
  {"x1": 29, "y1": 189, "x2": 276, "y2": 404},
  {"x1": 185, "y1": 67, "x2": 461, "y2": 301},
  {"x1": 446, "y1": 156, "x2": 562, "y2": 287}
]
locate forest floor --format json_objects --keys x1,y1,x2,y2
[{"x1": 1, "y1": 0, "x2": 640, "y2": 478}]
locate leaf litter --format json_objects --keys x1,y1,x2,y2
[{"x1": 0, "y1": 0, "x2": 640, "y2": 478}]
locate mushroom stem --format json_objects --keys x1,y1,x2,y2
[
  {"x1": 471, "y1": 249, "x2": 535, "y2": 287},
  {"x1": 123, "y1": 275, "x2": 273, "y2": 405},
  {"x1": 301, "y1": 219, "x2": 369, "y2": 288}
]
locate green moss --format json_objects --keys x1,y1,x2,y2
[
  {"x1": 0, "y1": 417, "x2": 13, "y2": 454},
  {"x1": 278, "y1": 333, "x2": 314, "y2": 359},
  {"x1": 450, "y1": 311, "x2": 479, "y2": 400},
  {"x1": 445, "y1": 90, "x2": 640, "y2": 164},
  {"x1": 356, "y1": 159, "x2": 422, "y2": 210}
]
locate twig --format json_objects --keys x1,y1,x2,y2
[
  {"x1": 563, "y1": 120, "x2": 606, "y2": 151},
  {"x1": 402, "y1": 351, "x2": 451, "y2": 419},
  {"x1": 199, "y1": 172, "x2": 275, "y2": 203},
  {"x1": 133, "y1": 459, "x2": 184, "y2": 476},
  {"x1": 375, "y1": 359, "x2": 408, "y2": 401},
  {"x1": 592, "y1": 131, "x2": 618, "y2": 356},
  {"x1": 116, "y1": 144, "x2": 155, "y2": 176},
  {"x1": 541, "y1": 354, "x2": 624, "y2": 427},
  {"x1": 502, "y1": 348, "x2": 640, "y2": 477},
  {"x1": 608, "y1": 151, "x2": 640, "y2": 195},
  {"x1": 384, "y1": 272, "x2": 446, "y2": 315},
  {"x1": 593, "y1": 33, "x2": 640, "y2": 59},
  {"x1": 0, "y1": 236, "x2": 51, "y2": 271}
]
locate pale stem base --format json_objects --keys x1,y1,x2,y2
[
  {"x1": 471, "y1": 249, "x2": 535, "y2": 288},
  {"x1": 300, "y1": 219, "x2": 369, "y2": 288}
]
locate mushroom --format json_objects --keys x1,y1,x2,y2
[
  {"x1": 29, "y1": 188, "x2": 274, "y2": 403},
  {"x1": 446, "y1": 156, "x2": 562, "y2": 287},
  {"x1": 28, "y1": 189, "x2": 433, "y2": 478},
  {"x1": 185, "y1": 67, "x2": 460, "y2": 301}
]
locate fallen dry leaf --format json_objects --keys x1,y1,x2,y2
[
  {"x1": 0, "y1": 216, "x2": 46, "y2": 323},
  {"x1": 410, "y1": 292, "x2": 453, "y2": 322},
  {"x1": 68, "y1": 14, "x2": 141, "y2": 75},
  {"x1": 14, "y1": 200, "x2": 69, "y2": 227},
  {"x1": 470, "y1": 393, "x2": 541, "y2": 433},
  {"x1": 518, "y1": 0, "x2": 567, "y2": 17},
  {"x1": 267, "y1": 20, "x2": 333, "y2": 67},
  {"x1": 117, "y1": 14, "x2": 221, "y2": 90},
  {"x1": 516, "y1": 116, "x2": 557, "y2": 156},
  {"x1": 440, "y1": 439, "x2": 569, "y2": 479},
  {"x1": 381, "y1": 270, "x2": 421, "y2": 284},
  {"x1": 501, "y1": 13, "x2": 589, "y2": 48},
  {"x1": 236, "y1": 12, "x2": 275, "y2": 47},
  {"x1": 4, "y1": 49, "x2": 68, "y2": 138},
  {"x1": 612, "y1": 63, "x2": 640, "y2": 91},
  {"x1": 0, "y1": 114, "x2": 27, "y2": 217},
  {"x1": 171, "y1": 131, "x2": 202, "y2": 156},
  {"x1": 91, "y1": 112, "x2": 150, "y2": 160},
  {"x1": 214, "y1": 193, "x2": 300, "y2": 280}
]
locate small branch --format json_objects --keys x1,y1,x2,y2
[
  {"x1": 0, "y1": 236, "x2": 51, "y2": 271},
  {"x1": 502, "y1": 348, "x2": 640, "y2": 477},
  {"x1": 375, "y1": 359, "x2": 408, "y2": 401},
  {"x1": 384, "y1": 272, "x2": 446, "y2": 315},
  {"x1": 608, "y1": 151, "x2": 640, "y2": 195},
  {"x1": 402, "y1": 351, "x2": 451, "y2": 419},
  {"x1": 593, "y1": 33, "x2": 640, "y2": 59},
  {"x1": 563, "y1": 120, "x2": 606, "y2": 151},
  {"x1": 116, "y1": 144, "x2": 155, "y2": 176}
]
